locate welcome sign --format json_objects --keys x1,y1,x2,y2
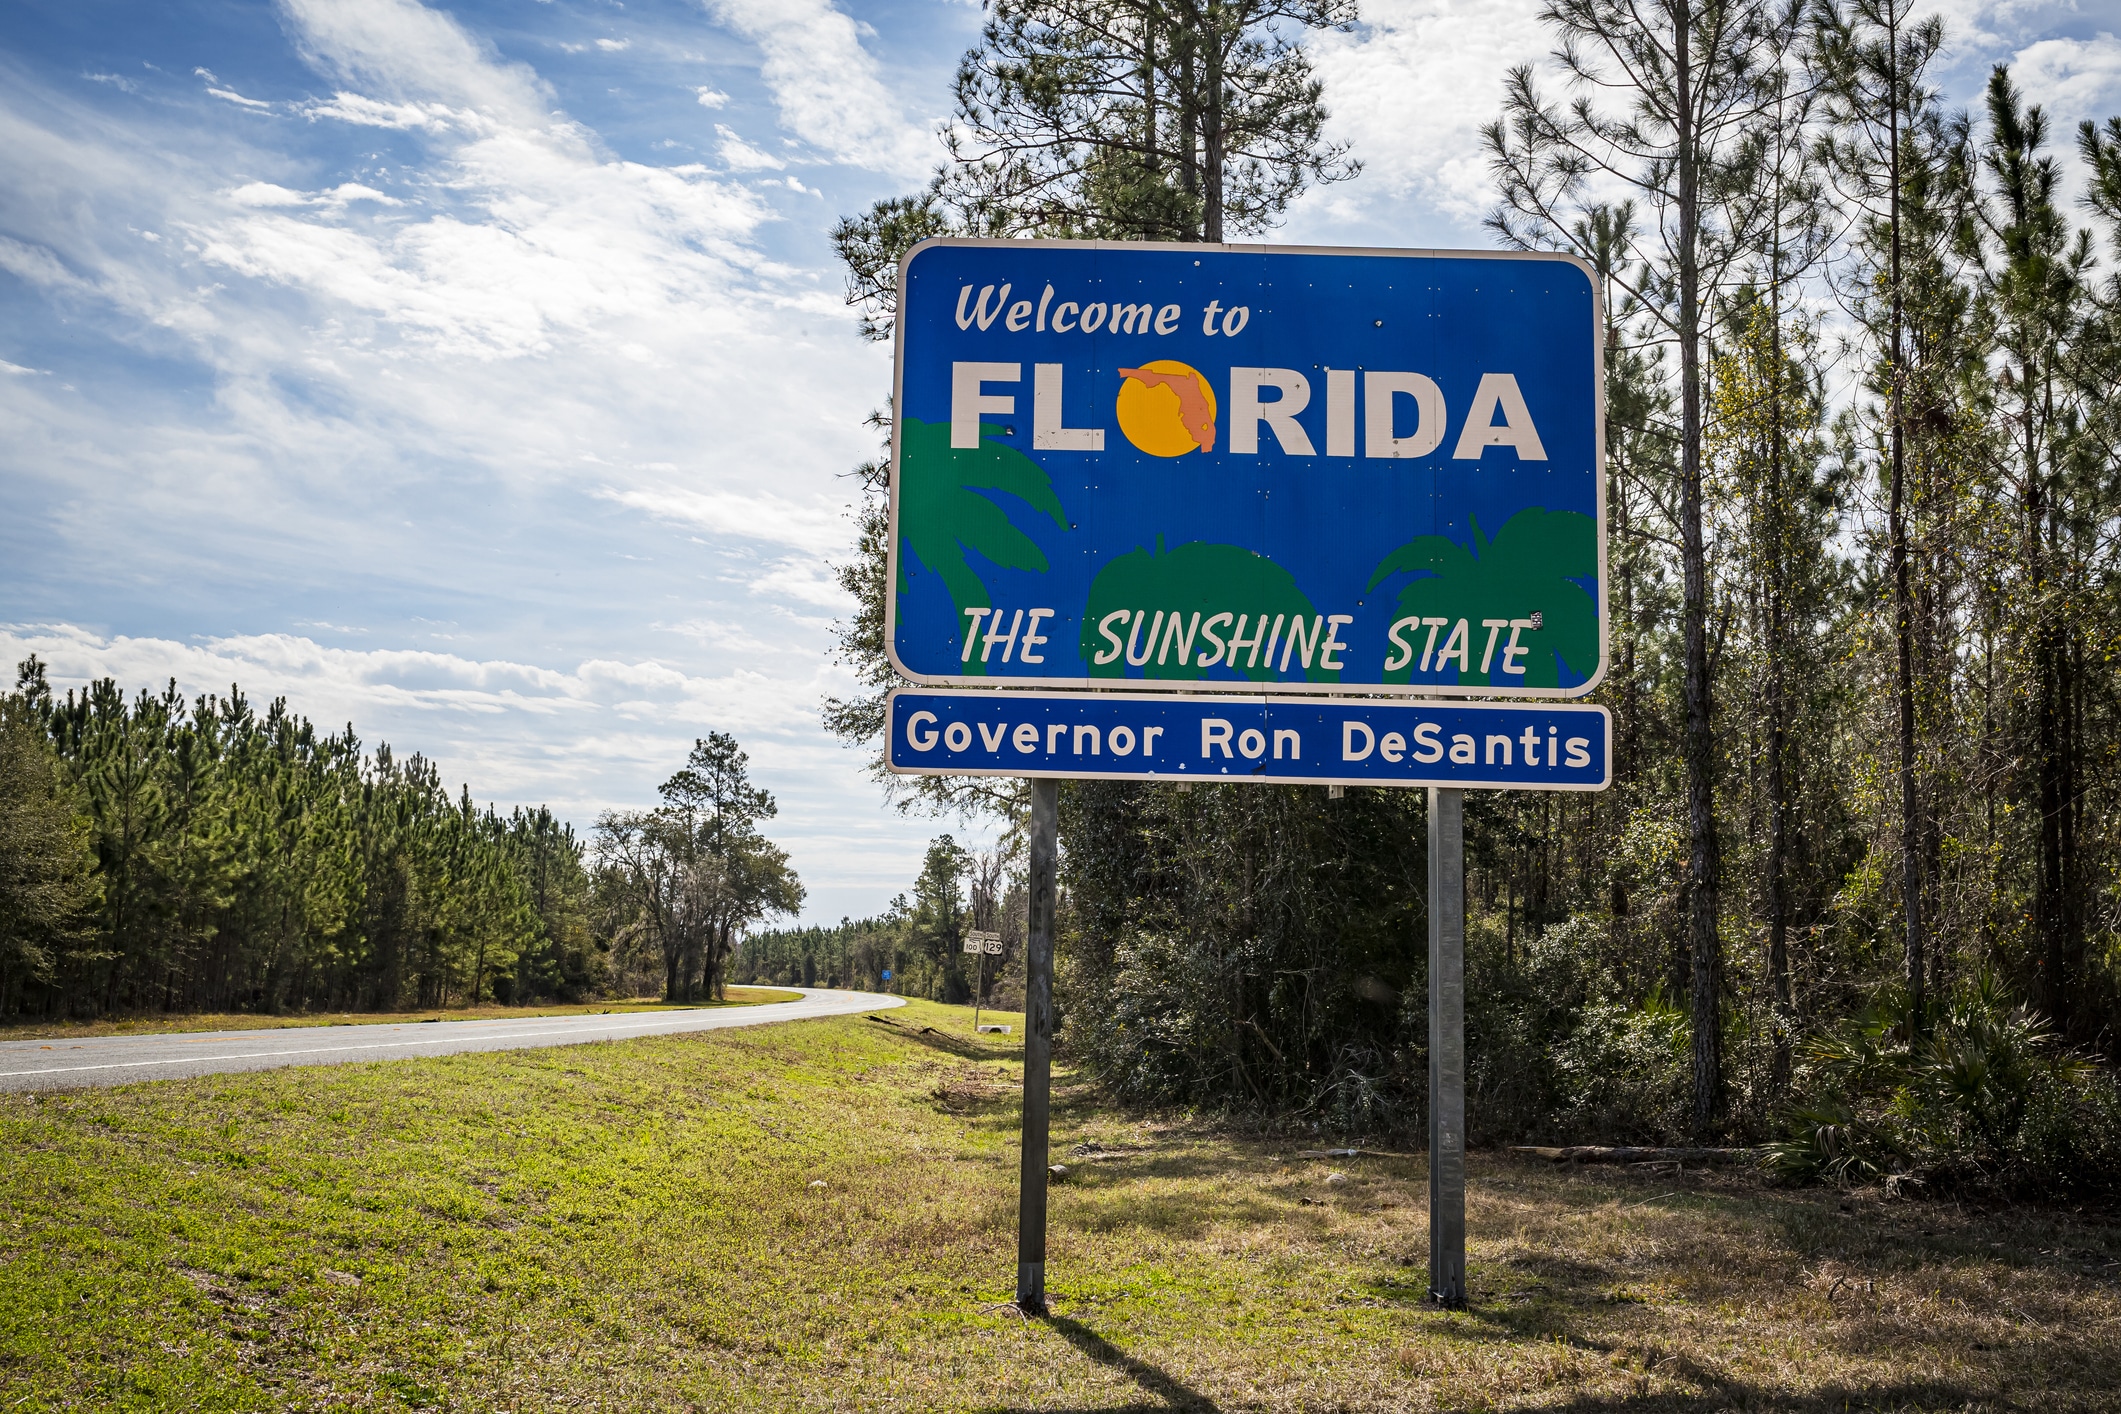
[{"x1": 886, "y1": 239, "x2": 1606, "y2": 697}]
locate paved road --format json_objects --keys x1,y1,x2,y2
[{"x1": 0, "y1": 988, "x2": 909, "y2": 1091}]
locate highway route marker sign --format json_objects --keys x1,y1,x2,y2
[{"x1": 965, "y1": 932, "x2": 1003, "y2": 1033}]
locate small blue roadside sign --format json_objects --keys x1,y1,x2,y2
[
  {"x1": 887, "y1": 240, "x2": 1605, "y2": 698},
  {"x1": 881, "y1": 970, "x2": 892, "y2": 981},
  {"x1": 888, "y1": 690, "x2": 1608, "y2": 792}
]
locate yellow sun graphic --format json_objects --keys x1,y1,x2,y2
[{"x1": 1115, "y1": 360, "x2": 1218, "y2": 457}]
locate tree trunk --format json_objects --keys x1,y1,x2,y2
[
  {"x1": 2026, "y1": 361, "x2": 2066, "y2": 1029},
  {"x1": 1766, "y1": 263, "x2": 1793, "y2": 1094},
  {"x1": 1674, "y1": 2, "x2": 1723, "y2": 1136},
  {"x1": 1203, "y1": 1, "x2": 1224, "y2": 242},
  {"x1": 1884, "y1": 1, "x2": 1923, "y2": 1034}
]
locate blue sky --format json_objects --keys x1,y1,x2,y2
[{"x1": 2, "y1": 0, "x2": 2116, "y2": 923}]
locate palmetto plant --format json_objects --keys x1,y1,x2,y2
[{"x1": 1765, "y1": 974, "x2": 2106, "y2": 1190}]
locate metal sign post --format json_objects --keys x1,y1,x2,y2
[
  {"x1": 1016, "y1": 778, "x2": 1059, "y2": 1313},
  {"x1": 1428, "y1": 787, "x2": 1467, "y2": 1307},
  {"x1": 883, "y1": 237, "x2": 1608, "y2": 1315}
]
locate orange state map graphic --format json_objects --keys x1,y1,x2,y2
[{"x1": 1116, "y1": 362, "x2": 1217, "y2": 455}]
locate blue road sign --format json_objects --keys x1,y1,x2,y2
[
  {"x1": 888, "y1": 240, "x2": 1605, "y2": 698},
  {"x1": 888, "y1": 690, "x2": 1609, "y2": 791},
  {"x1": 881, "y1": 970, "x2": 892, "y2": 981}
]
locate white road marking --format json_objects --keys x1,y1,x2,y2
[{"x1": 0, "y1": 990, "x2": 909, "y2": 1087}]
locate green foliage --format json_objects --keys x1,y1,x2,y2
[
  {"x1": 735, "y1": 836, "x2": 1021, "y2": 1006},
  {"x1": 1, "y1": 658, "x2": 603, "y2": 1019},
  {"x1": 947, "y1": 0, "x2": 1360, "y2": 239},
  {"x1": 594, "y1": 733, "x2": 803, "y2": 1003},
  {"x1": 1463, "y1": 919, "x2": 1695, "y2": 1145},
  {"x1": 830, "y1": 0, "x2": 1358, "y2": 306},
  {"x1": 1056, "y1": 780, "x2": 1426, "y2": 1122},
  {"x1": 1766, "y1": 975, "x2": 2121, "y2": 1195},
  {"x1": 0, "y1": 695, "x2": 98, "y2": 1008},
  {"x1": 904, "y1": 835, "x2": 974, "y2": 1002},
  {"x1": 732, "y1": 915, "x2": 900, "y2": 990}
]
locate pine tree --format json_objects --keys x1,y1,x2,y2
[{"x1": 1487, "y1": 0, "x2": 1796, "y2": 1133}]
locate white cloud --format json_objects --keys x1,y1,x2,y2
[
  {"x1": 208, "y1": 86, "x2": 275, "y2": 111},
  {"x1": 226, "y1": 179, "x2": 402, "y2": 209},
  {"x1": 324, "y1": 182, "x2": 401, "y2": 205},
  {"x1": 0, "y1": 235, "x2": 93, "y2": 293},
  {"x1": 597, "y1": 482, "x2": 845, "y2": 554},
  {"x1": 191, "y1": 148, "x2": 777, "y2": 361},
  {"x1": 700, "y1": 0, "x2": 935, "y2": 175},
  {"x1": 300, "y1": 91, "x2": 472, "y2": 131},
  {"x1": 716, "y1": 123, "x2": 786, "y2": 170},
  {"x1": 1916, "y1": 0, "x2": 2083, "y2": 57},
  {"x1": 228, "y1": 181, "x2": 311, "y2": 207},
  {"x1": 2011, "y1": 32, "x2": 2121, "y2": 124},
  {"x1": 276, "y1": 0, "x2": 554, "y2": 128},
  {"x1": 695, "y1": 86, "x2": 731, "y2": 108},
  {"x1": 1306, "y1": 0, "x2": 1549, "y2": 227},
  {"x1": 1, "y1": 360, "x2": 50, "y2": 376},
  {"x1": 0, "y1": 624, "x2": 849, "y2": 775},
  {"x1": 595, "y1": 37, "x2": 632, "y2": 52},
  {"x1": 746, "y1": 556, "x2": 850, "y2": 609}
]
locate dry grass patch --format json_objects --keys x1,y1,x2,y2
[{"x1": 1, "y1": 998, "x2": 2116, "y2": 1411}]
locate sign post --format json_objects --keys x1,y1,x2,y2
[
  {"x1": 885, "y1": 237, "x2": 1607, "y2": 1314},
  {"x1": 1016, "y1": 779, "x2": 1059, "y2": 1313},
  {"x1": 1427, "y1": 787, "x2": 1467, "y2": 1307}
]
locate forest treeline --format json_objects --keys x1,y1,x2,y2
[
  {"x1": 0, "y1": 659, "x2": 802, "y2": 1018},
  {"x1": 735, "y1": 835, "x2": 1027, "y2": 1007},
  {"x1": 825, "y1": 0, "x2": 2121, "y2": 1192}
]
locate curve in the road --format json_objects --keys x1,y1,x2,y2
[{"x1": 0, "y1": 987, "x2": 909, "y2": 1092}]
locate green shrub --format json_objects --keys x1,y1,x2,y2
[
  {"x1": 1767, "y1": 973, "x2": 2121, "y2": 1196},
  {"x1": 1456, "y1": 919, "x2": 1693, "y2": 1144},
  {"x1": 1545, "y1": 986, "x2": 1693, "y2": 1143}
]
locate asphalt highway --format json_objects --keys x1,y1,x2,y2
[{"x1": 0, "y1": 987, "x2": 909, "y2": 1091}]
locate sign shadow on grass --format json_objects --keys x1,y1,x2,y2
[{"x1": 977, "y1": 1314, "x2": 1220, "y2": 1413}]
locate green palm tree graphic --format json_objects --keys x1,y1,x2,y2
[
  {"x1": 895, "y1": 417, "x2": 1068, "y2": 675},
  {"x1": 1366, "y1": 507, "x2": 1599, "y2": 689},
  {"x1": 1082, "y1": 540, "x2": 1327, "y2": 683}
]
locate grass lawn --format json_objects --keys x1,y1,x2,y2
[
  {"x1": 3, "y1": 999, "x2": 2118, "y2": 1411},
  {"x1": 0, "y1": 988, "x2": 805, "y2": 1043}
]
